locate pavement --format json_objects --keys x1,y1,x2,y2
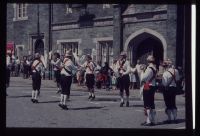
[{"x1": 6, "y1": 76, "x2": 186, "y2": 128}]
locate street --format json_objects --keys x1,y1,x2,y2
[{"x1": 6, "y1": 77, "x2": 185, "y2": 129}]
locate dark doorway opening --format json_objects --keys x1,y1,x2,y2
[
  {"x1": 35, "y1": 39, "x2": 44, "y2": 55},
  {"x1": 128, "y1": 33, "x2": 164, "y2": 69}
]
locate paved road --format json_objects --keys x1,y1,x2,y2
[{"x1": 6, "y1": 77, "x2": 185, "y2": 128}]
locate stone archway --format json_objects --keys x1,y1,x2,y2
[
  {"x1": 124, "y1": 28, "x2": 167, "y2": 68},
  {"x1": 35, "y1": 38, "x2": 44, "y2": 55},
  {"x1": 124, "y1": 28, "x2": 167, "y2": 60}
]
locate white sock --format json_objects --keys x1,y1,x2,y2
[
  {"x1": 166, "y1": 109, "x2": 172, "y2": 121},
  {"x1": 60, "y1": 94, "x2": 64, "y2": 104},
  {"x1": 172, "y1": 109, "x2": 177, "y2": 120},
  {"x1": 63, "y1": 95, "x2": 67, "y2": 105},
  {"x1": 89, "y1": 92, "x2": 91, "y2": 96},
  {"x1": 146, "y1": 109, "x2": 151, "y2": 123},
  {"x1": 92, "y1": 93, "x2": 94, "y2": 97},
  {"x1": 120, "y1": 96, "x2": 124, "y2": 103},
  {"x1": 32, "y1": 91, "x2": 35, "y2": 99},
  {"x1": 34, "y1": 90, "x2": 38, "y2": 99}
]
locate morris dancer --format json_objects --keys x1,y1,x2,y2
[
  {"x1": 162, "y1": 59, "x2": 180, "y2": 124},
  {"x1": 50, "y1": 52, "x2": 62, "y2": 94},
  {"x1": 73, "y1": 53, "x2": 96, "y2": 100},
  {"x1": 59, "y1": 50, "x2": 77, "y2": 110},
  {"x1": 114, "y1": 51, "x2": 131, "y2": 107},
  {"x1": 31, "y1": 53, "x2": 45, "y2": 103},
  {"x1": 140, "y1": 55, "x2": 157, "y2": 126},
  {"x1": 6, "y1": 53, "x2": 12, "y2": 96}
]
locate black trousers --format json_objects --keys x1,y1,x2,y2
[
  {"x1": 60, "y1": 75, "x2": 72, "y2": 95},
  {"x1": 6, "y1": 67, "x2": 10, "y2": 87},
  {"x1": 143, "y1": 86, "x2": 156, "y2": 109},
  {"x1": 54, "y1": 70, "x2": 61, "y2": 83},
  {"x1": 32, "y1": 72, "x2": 41, "y2": 91},
  {"x1": 23, "y1": 65, "x2": 29, "y2": 78},
  {"x1": 118, "y1": 74, "x2": 130, "y2": 96},
  {"x1": 163, "y1": 87, "x2": 177, "y2": 110},
  {"x1": 86, "y1": 74, "x2": 95, "y2": 89}
]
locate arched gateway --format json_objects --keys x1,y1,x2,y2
[{"x1": 124, "y1": 28, "x2": 167, "y2": 68}]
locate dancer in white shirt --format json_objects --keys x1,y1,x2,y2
[
  {"x1": 162, "y1": 59, "x2": 180, "y2": 124},
  {"x1": 140, "y1": 55, "x2": 157, "y2": 126},
  {"x1": 114, "y1": 51, "x2": 131, "y2": 107},
  {"x1": 31, "y1": 53, "x2": 45, "y2": 103},
  {"x1": 59, "y1": 50, "x2": 77, "y2": 110},
  {"x1": 50, "y1": 52, "x2": 62, "y2": 94}
]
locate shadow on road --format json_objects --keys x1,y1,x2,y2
[
  {"x1": 7, "y1": 95, "x2": 32, "y2": 98},
  {"x1": 132, "y1": 104, "x2": 144, "y2": 107},
  {"x1": 156, "y1": 119, "x2": 185, "y2": 126},
  {"x1": 38, "y1": 100, "x2": 60, "y2": 104},
  {"x1": 94, "y1": 98, "x2": 118, "y2": 102},
  {"x1": 70, "y1": 106, "x2": 105, "y2": 110}
]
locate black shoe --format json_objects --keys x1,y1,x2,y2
[
  {"x1": 88, "y1": 95, "x2": 92, "y2": 99},
  {"x1": 31, "y1": 99, "x2": 35, "y2": 103},
  {"x1": 163, "y1": 120, "x2": 172, "y2": 124},
  {"x1": 142, "y1": 122, "x2": 155, "y2": 126},
  {"x1": 62, "y1": 105, "x2": 68, "y2": 110},
  {"x1": 34, "y1": 99, "x2": 39, "y2": 103},
  {"x1": 58, "y1": 103, "x2": 63, "y2": 108},
  {"x1": 141, "y1": 122, "x2": 147, "y2": 126},
  {"x1": 126, "y1": 101, "x2": 129, "y2": 107},
  {"x1": 172, "y1": 119, "x2": 178, "y2": 124},
  {"x1": 38, "y1": 91, "x2": 40, "y2": 96},
  {"x1": 120, "y1": 102, "x2": 124, "y2": 107}
]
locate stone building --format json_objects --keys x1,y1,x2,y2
[{"x1": 7, "y1": 4, "x2": 186, "y2": 75}]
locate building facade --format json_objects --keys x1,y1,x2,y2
[{"x1": 7, "y1": 4, "x2": 186, "y2": 73}]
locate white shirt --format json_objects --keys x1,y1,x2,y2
[
  {"x1": 162, "y1": 67, "x2": 180, "y2": 87},
  {"x1": 115, "y1": 59, "x2": 131, "y2": 76},
  {"x1": 141, "y1": 63, "x2": 157, "y2": 86},
  {"x1": 16, "y1": 59, "x2": 20, "y2": 65},
  {"x1": 51, "y1": 58, "x2": 61, "y2": 71},
  {"x1": 32, "y1": 59, "x2": 44, "y2": 73},
  {"x1": 6, "y1": 56, "x2": 11, "y2": 67},
  {"x1": 81, "y1": 61, "x2": 96, "y2": 74},
  {"x1": 60, "y1": 58, "x2": 77, "y2": 76},
  {"x1": 129, "y1": 73, "x2": 136, "y2": 82},
  {"x1": 26, "y1": 60, "x2": 31, "y2": 65},
  {"x1": 136, "y1": 64, "x2": 142, "y2": 74},
  {"x1": 95, "y1": 65, "x2": 101, "y2": 74}
]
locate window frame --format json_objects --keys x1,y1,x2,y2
[
  {"x1": 103, "y1": 4, "x2": 111, "y2": 9},
  {"x1": 66, "y1": 4, "x2": 73, "y2": 14},
  {"x1": 13, "y1": 3, "x2": 28, "y2": 21}
]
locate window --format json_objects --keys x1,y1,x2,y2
[
  {"x1": 66, "y1": 4, "x2": 73, "y2": 14},
  {"x1": 96, "y1": 41, "x2": 113, "y2": 66},
  {"x1": 103, "y1": 4, "x2": 111, "y2": 9},
  {"x1": 13, "y1": 4, "x2": 28, "y2": 21},
  {"x1": 61, "y1": 42, "x2": 78, "y2": 64}
]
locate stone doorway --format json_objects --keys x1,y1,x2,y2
[{"x1": 128, "y1": 32, "x2": 164, "y2": 69}]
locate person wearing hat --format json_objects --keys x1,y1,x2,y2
[
  {"x1": 78, "y1": 54, "x2": 96, "y2": 100},
  {"x1": 50, "y1": 52, "x2": 62, "y2": 94},
  {"x1": 140, "y1": 55, "x2": 157, "y2": 126},
  {"x1": 114, "y1": 51, "x2": 131, "y2": 107},
  {"x1": 31, "y1": 53, "x2": 45, "y2": 103},
  {"x1": 139, "y1": 64, "x2": 147, "y2": 101},
  {"x1": 6, "y1": 53, "x2": 12, "y2": 96},
  {"x1": 162, "y1": 59, "x2": 180, "y2": 124},
  {"x1": 59, "y1": 50, "x2": 77, "y2": 110}
]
